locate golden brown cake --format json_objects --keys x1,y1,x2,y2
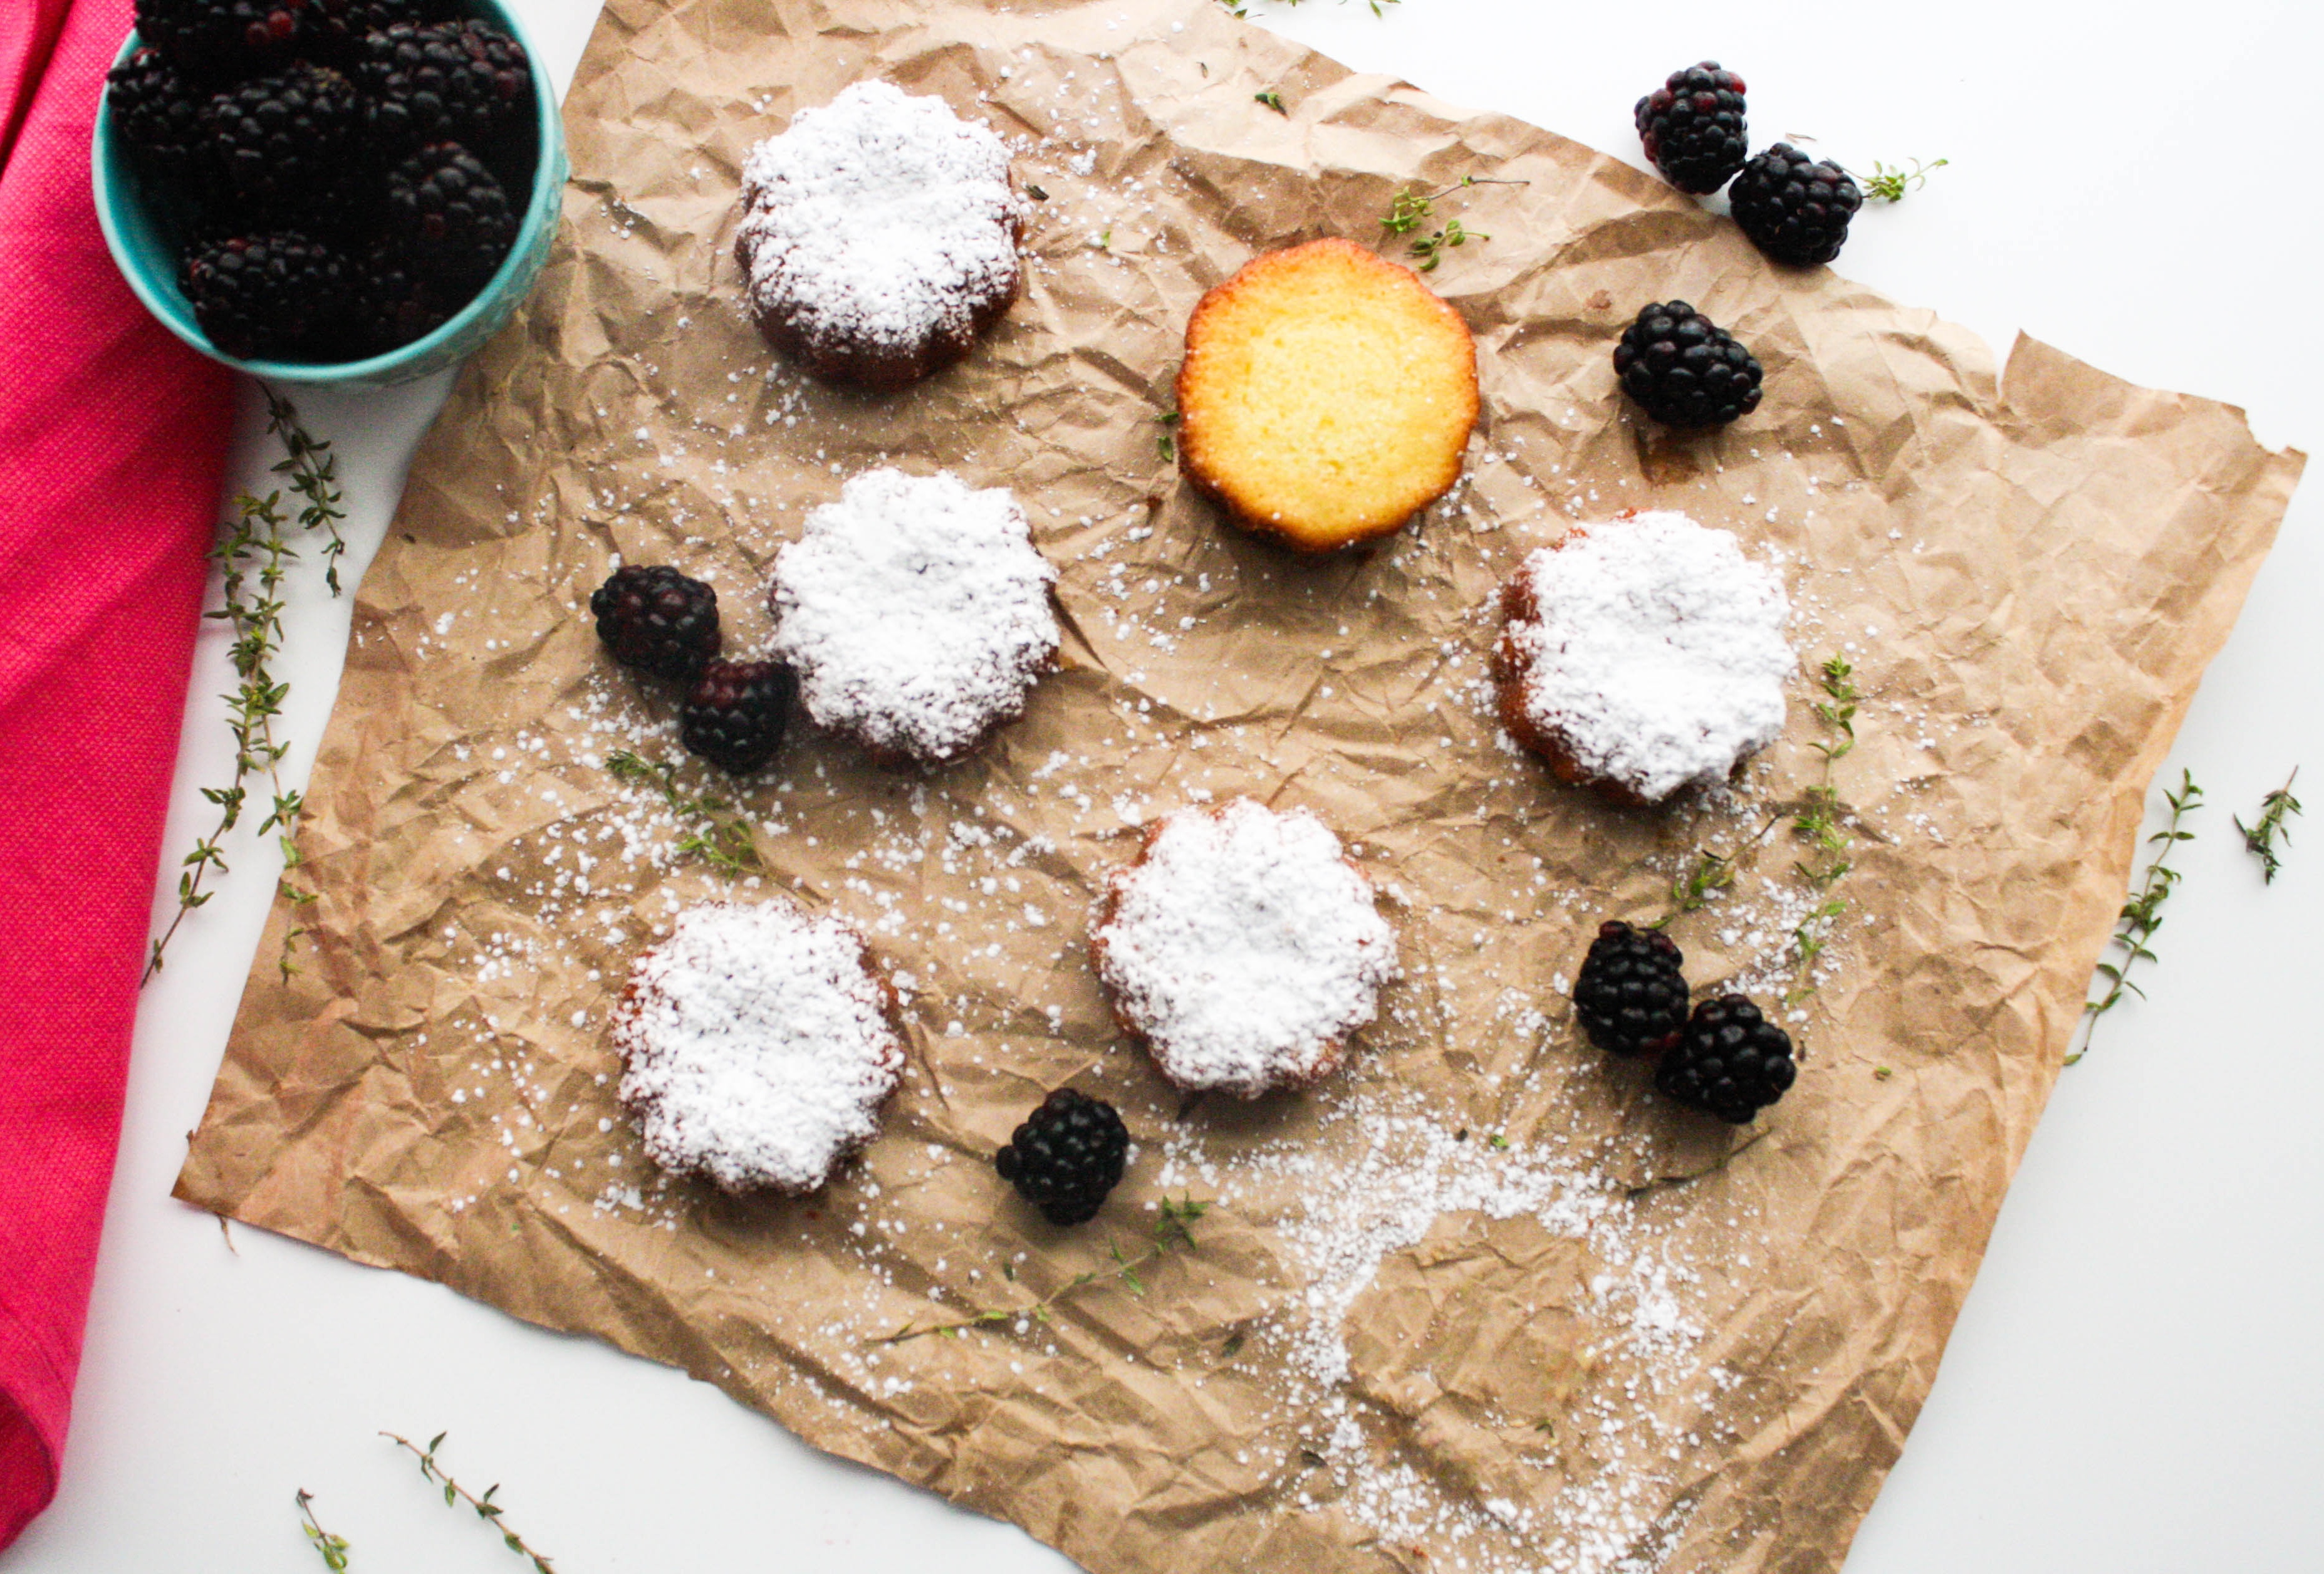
[{"x1": 1175, "y1": 237, "x2": 1478, "y2": 552}]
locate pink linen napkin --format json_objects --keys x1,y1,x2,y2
[{"x1": 0, "y1": 0, "x2": 234, "y2": 1547}]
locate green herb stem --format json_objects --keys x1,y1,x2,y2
[
  {"x1": 2070, "y1": 768, "x2": 2202, "y2": 1064},
  {"x1": 295, "y1": 1489, "x2": 352, "y2": 1571},
  {"x1": 605, "y1": 749, "x2": 761, "y2": 873},
  {"x1": 878, "y1": 1196, "x2": 1207, "y2": 1343},
  {"x1": 382, "y1": 1432, "x2": 556, "y2": 1573},
  {"x1": 2234, "y1": 766, "x2": 2301, "y2": 885}
]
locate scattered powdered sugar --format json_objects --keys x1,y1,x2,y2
[
  {"x1": 768, "y1": 467, "x2": 1059, "y2": 763},
  {"x1": 736, "y1": 80, "x2": 1018, "y2": 353},
  {"x1": 1504, "y1": 511, "x2": 1792, "y2": 802},
  {"x1": 1093, "y1": 800, "x2": 1397, "y2": 1097},
  {"x1": 612, "y1": 900, "x2": 903, "y2": 1194}
]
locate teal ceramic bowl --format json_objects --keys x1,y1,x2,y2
[{"x1": 91, "y1": 0, "x2": 566, "y2": 387}]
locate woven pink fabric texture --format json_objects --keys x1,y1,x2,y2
[{"x1": 0, "y1": 0, "x2": 234, "y2": 1548}]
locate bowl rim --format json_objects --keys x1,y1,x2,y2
[{"x1": 91, "y1": 0, "x2": 564, "y2": 385}]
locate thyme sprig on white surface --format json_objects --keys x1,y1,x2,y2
[
  {"x1": 383, "y1": 1432, "x2": 556, "y2": 1573},
  {"x1": 294, "y1": 1489, "x2": 352, "y2": 1570},
  {"x1": 146, "y1": 394, "x2": 345, "y2": 984},
  {"x1": 1219, "y1": 0, "x2": 1400, "y2": 18},
  {"x1": 2070, "y1": 768, "x2": 2202, "y2": 1065},
  {"x1": 604, "y1": 749, "x2": 761, "y2": 873},
  {"x1": 878, "y1": 1196, "x2": 1207, "y2": 1344},
  {"x1": 2234, "y1": 767, "x2": 2301, "y2": 884},
  {"x1": 1860, "y1": 157, "x2": 1949, "y2": 203}
]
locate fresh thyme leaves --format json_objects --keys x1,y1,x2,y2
[
  {"x1": 1154, "y1": 409, "x2": 1180, "y2": 462},
  {"x1": 604, "y1": 749, "x2": 761, "y2": 873},
  {"x1": 878, "y1": 1196, "x2": 1207, "y2": 1343},
  {"x1": 383, "y1": 1432, "x2": 556, "y2": 1574},
  {"x1": 1024, "y1": 183, "x2": 1049, "y2": 201},
  {"x1": 147, "y1": 395, "x2": 347, "y2": 984},
  {"x1": 1860, "y1": 157, "x2": 1948, "y2": 203},
  {"x1": 1785, "y1": 655, "x2": 1860, "y2": 1006},
  {"x1": 295, "y1": 1489, "x2": 352, "y2": 1570},
  {"x1": 1378, "y1": 175, "x2": 1526, "y2": 271},
  {"x1": 2235, "y1": 768, "x2": 2301, "y2": 884},
  {"x1": 1254, "y1": 89, "x2": 1286, "y2": 114},
  {"x1": 1655, "y1": 850, "x2": 1736, "y2": 927},
  {"x1": 2070, "y1": 768, "x2": 2202, "y2": 1065},
  {"x1": 1097, "y1": 227, "x2": 1112, "y2": 250},
  {"x1": 265, "y1": 391, "x2": 348, "y2": 597}
]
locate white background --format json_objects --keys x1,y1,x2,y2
[{"x1": 7, "y1": 0, "x2": 2320, "y2": 1568}]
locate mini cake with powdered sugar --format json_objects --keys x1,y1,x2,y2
[
  {"x1": 1091, "y1": 799, "x2": 1398, "y2": 1098},
  {"x1": 767, "y1": 467, "x2": 1058, "y2": 766},
  {"x1": 613, "y1": 900, "x2": 905, "y2": 1195},
  {"x1": 734, "y1": 80, "x2": 1021, "y2": 390},
  {"x1": 1494, "y1": 510, "x2": 1792, "y2": 805}
]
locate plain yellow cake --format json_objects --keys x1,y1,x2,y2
[{"x1": 1175, "y1": 237, "x2": 1478, "y2": 552}]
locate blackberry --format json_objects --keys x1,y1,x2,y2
[
  {"x1": 590, "y1": 565, "x2": 721, "y2": 682},
  {"x1": 1728, "y1": 143, "x2": 1863, "y2": 268},
  {"x1": 1634, "y1": 61, "x2": 1748, "y2": 195},
  {"x1": 1572, "y1": 920, "x2": 1689, "y2": 1058},
  {"x1": 133, "y1": 0, "x2": 306, "y2": 76},
  {"x1": 994, "y1": 1088, "x2": 1130, "y2": 1227},
  {"x1": 1612, "y1": 301, "x2": 1763, "y2": 430},
  {"x1": 178, "y1": 230, "x2": 349, "y2": 360},
  {"x1": 359, "y1": 21, "x2": 532, "y2": 152},
  {"x1": 680, "y1": 658, "x2": 796, "y2": 776},
  {"x1": 1654, "y1": 994, "x2": 1796, "y2": 1123},
  {"x1": 107, "y1": 48, "x2": 212, "y2": 182},
  {"x1": 386, "y1": 142, "x2": 517, "y2": 286},
  {"x1": 203, "y1": 62, "x2": 363, "y2": 218},
  {"x1": 347, "y1": 246, "x2": 452, "y2": 356},
  {"x1": 305, "y1": 0, "x2": 427, "y2": 57}
]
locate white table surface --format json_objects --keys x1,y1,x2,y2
[{"x1": 8, "y1": 1, "x2": 2320, "y2": 1568}]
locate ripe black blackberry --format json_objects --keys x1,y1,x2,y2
[
  {"x1": 203, "y1": 62, "x2": 363, "y2": 218},
  {"x1": 347, "y1": 246, "x2": 451, "y2": 356},
  {"x1": 1728, "y1": 143, "x2": 1863, "y2": 268},
  {"x1": 1634, "y1": 61, "x2": 1749, "y2": 195},
  {"x1": 359, "y1": 21, "x2": 533, "y2": 151},
  {"x1": 1654, "y1": 994, "x2": 1796, "y2": 1123},
  {"x1": 995, "y1": 1088, "x2": 1130, "y2": 1227},
  {"x1": 680, "y1": 658, "x2": 796, "y2": 776},
  {"x1": 1613, "y1": 301, "x2": 1763, "y2": 430},
  {"x1": 386, "y1": 143, "x2": 517, "y2": 286},
  {"x1": 1573, "y1": 920, "x2": 1689, "y2": 1058},
  {"x1": 107, "y1": 48, "x2": 212, "y2": 183},
  {"x1": 178, "y1": 230, "x2": 349, "y2": 360},
  {"x1": 590, "y1": 565, "x2": 721, "y2": 682},
  {"x1": 133, "y1": 0, "x2": 305, "y2": 76},
  {"x1": 305, "y1": 0, "x2": 427, "y2": 56}
]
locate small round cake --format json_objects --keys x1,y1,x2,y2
[
  {"x1": 767, "y1": 467, "x2": 1058, "y2": 766},
  {"x1": 1175, "y1": 237, "x2": 1477, "y2": 552},
  {"x1": 612, "y1": 900, "x2": 905, "y2": 1196},
  {"x1": 1493, "y1": 511, "x2": 1792, "y2": 805},
  {"x1": 734, "y1": 80, "x2": 1021, "y2": 391},
  {"x1": 1091, "y1": 799, "x2": 1398, "y2": 1098}
]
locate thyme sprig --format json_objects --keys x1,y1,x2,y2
[
  {"x1": 1379, "y1": 175, "x2": 1526, "y2": 271},
  {"x1": 878, "y1": 1196, "x2": 1207, "y2": 1343},
  {"x1": 295, "y1": 1489, "x2": 352, "y2": 1571},
  {"x1": 2070, "y1": 769, "x2": 2202, "y2": 1065},
  {"x1": 1785, "y1": 655, "x2": 1859, "y2": 1005},
  {"x1": 383, "y1": 1432, "x2": 556, "y2": 1573},
  {"x1": 1860, "y1": 157, "x2": 1948, "y2": 203},
  {"x1": 1655, "y1": 850, "x2": 1735, "y2": 927},
  {"x1": 146, "y1": 394, "x2": 345, "y2": 984},
  {"x1": 1254, "y1": 88, "x2": 1287, "y2": 114},
  {"x1": 2234, "y1": 767, "x2": 2301, "y2": 885},
  {"x1": 605, "y1": 749, "x2": 761, "y2": 873},
  {"x1": 1154, "y1": 409, "x2": 1180, "y2": 462}
]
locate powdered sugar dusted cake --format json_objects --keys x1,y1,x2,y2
[
  {"x1": 1494, "y1": 511, "x2": 1792, "y2": 804},
  {"x1": 613, "y1": 900, "x2": 905, "y2": 1195},
  {"x1": 768, "y1": 467, "x2": 1059, "y2": 766},
  {"x1": 734, "y1": 80, "x2": 1021, "y2": 390},
  {"x1": 1092, "y1": 800, "x2": 1399, "y2": 1098}
]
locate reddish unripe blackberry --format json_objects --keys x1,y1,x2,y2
[
  {"x1": 386, "y1": 142, "x2": 518, "y2": 286},
  {"x1": 1655, "y1": 994, "x2": 1797, "y2": 1123},
  {"x1": 1634, "y1": 61, "x2": 1749, "y2": 195},
  {"x1": 590, "y1": 565, "x2": 721, "y2": 682},
  {"x1": 996, "y1": 1088, "x2": 1131, "y2": 1226},
  {"x1": 1612, "y1": 300, "x2": 1763, "y2": 430},
  {"x1": 680, "y1": 658, "x2": 796, "y2": 776},
  {"x1": 1728, "y1": 143, "x2": 1863, "y2": 268},
  {"x1": 1573, "y1": 920, "x2": 1689, "y2": 1058}
]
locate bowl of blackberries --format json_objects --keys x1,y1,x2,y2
[{"x1": 93, "y1": 0, "x2": 566, "y2": 385}]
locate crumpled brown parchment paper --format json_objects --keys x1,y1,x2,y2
[{"x1": 175, "y1": 1, "x2": 2305, "y2": 1571}]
